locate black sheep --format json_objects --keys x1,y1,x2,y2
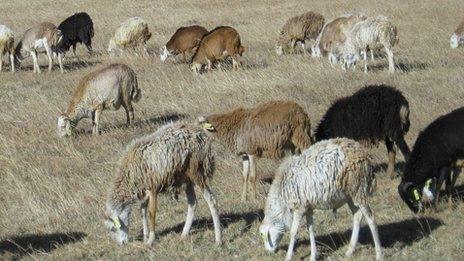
[
  {"x1": 54, "y1": 12, "x2": 94, "y2": 56},
  {"x1": 398, "y1": 107, "x2": 464, "y2": 213},
  {"x1": 315, "y1": 84, "x2": 411, "y2": 178}
]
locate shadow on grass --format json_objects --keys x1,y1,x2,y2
[
  {"x1": 155, "y1": 209, "x2": 264, "y2": 238},
  {"x1": 368, "y1": 61, "x2": 429, "y2": 73},
  {"x1": 73, "y1": 112, "x2": 188, "y2": 136},
  {"x1": 373, "y1": 162, "x2": 406, "y2": 178},
  {"x1": 285, "y1": 217, "x2": 442, "y2": 259},
  {"x1": 16, "y1": 60, "x2": 100, "y2": 72},
  {"x1": 0, "y1": 232, "x2": 86, "y2": 257}
]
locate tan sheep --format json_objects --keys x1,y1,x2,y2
[
  {"x1": 190, "y1": 26, "x2": 245, "y2": 73},
  {"x1": 198, "y1": 100, "x2": 313, "y2": 201},
  {"x1": 160, "y1": 25, "x2": 208, "y2": 63},
  {"x1": 57, "y1": 63, "x2": 141, "y2": 137},
  {"x1": 275, "y1": 11, "x2": 325, "y2": 55},
  {"x1": 0, "y1": 25, "x2": 15, "y2": 72},
  {"x1": 105, "y1": 122, "x2": 221, "y2": 246},
  {"x1": 108, "y1": 17, "x2": 152, "y2": 55},
  {"x1": 14, "y1": 22, "x2": 63, "y2": 73},
  {"x1": 311, "y1": 14, "x2": 367, "y2": 64}
]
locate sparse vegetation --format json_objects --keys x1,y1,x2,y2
[{"x1": 1, "y1": 0, "x2": 464, "y2": 260}]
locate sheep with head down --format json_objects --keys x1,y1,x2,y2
[
  {"x1": 108, "y1": 17, "x2": 152, "y2": 55},
  {"x1": 0, "y1": 24, "x2": 15, "y2": 72}
]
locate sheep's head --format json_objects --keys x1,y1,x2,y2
[
  {"x1": 197, "y1": 116, "x2": 215, "y2": 132},
  {"x1": 104, "y1": 203, "x2": 130, "y2": 245},
  {"x1": 57, "y1": 115, "x2": 73, "y2": 137},
  {"x1": 450, "y1": 33, "x2": 460, "y2": 49},
  {"x1": 259, "y1": 219, "x2": 284, "y2": 253},
  {"x1": 160, "y1": 45, "x2": 170, "y2": 62},
  {"x1": 398, "y1": 181, "x2": 423, "y2": 213}
]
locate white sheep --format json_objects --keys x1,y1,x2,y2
[
  {"x1": 57, "y1": 63, "x2": 141, "y2": 137},
  {"x1": 105, "y1": 121, "x2": 221, "y2": 245},
  {"x1": 259, "y1": 138, "x2": 383, "y2": 261},
  {"x1": 14, "y1": 22, "x2": 63, "y2": 73},
  {"x1": 342, "y1": 16, "x2": 398, "y2": 73},
  {"x1": 450, "y1": 17, "x2": 464, "y2": 48},
  {"x1": 108, "y1": 17, "x2": 152, "y2": 55},
  {"x1": 0, "y1": 25, "x2": 15, "y2": 72}
]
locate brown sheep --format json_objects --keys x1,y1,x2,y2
[
  {"x1": 311, "y1": 14, "x2": 367, "y2": 63},
  {"x1": 190, "y1": 26, "x2": 245, "y2": 73},
  {"x1": 275, "y1": 11, "x2": 325, "y2": 55},
  {"x1": 160, "y1": 25, "x2": 208, "y2": 63},
  {"x1": 57, "y1": 63, "x2": 141, "y2": 137},
  {"x1": 198, "y1": 100, "x2": 313, "y2": 201}
]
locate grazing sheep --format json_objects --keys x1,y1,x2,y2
[
  {"x1": 315, "y1": 85, "x2": 410, "y2": 179},
  {"x1": 259, "y1": 138, "x2": 383, "y2": 261},
  {"x1": 57, "y1": 63, "x2": 141, "y2": 137},
  {"x1": 311, "y1": 14, "x2": 367, "y2": 63},
  {"x1": 104, "y1": 122, "x2": 221, "y2": 245},
  {"x1": 198, "y1": 100, "x2": 313, "y2": 201},
  {"x1": 190, "y1": 26, "x2": 245, "y2": 73},
  {"x1": 108, "y1": 17, "x2": 152, "y2": 55},
  {"x1": 14, "y1": 22, "x2": 63, "y2": 73},
  {"x1": 342, "y1": 16, "x2": 399, "y2": 73},
  {"x1": 160, "y1": 25, "x2": 208, "y2": 62},
  {"x1": 450, "y1": 17, "x2": 464, "y2": 48},
  {"x1": 0, "y1": 24, "x2": 15, "y2": 72},
  {"x1": 54, "y1": 12, "x2": 95, "y2": 57},
  {"x1": 275, "y1": 11, "x2": 325, "y2": 55},
  {"x1": 398, "y1": 107, "x2": 464, "y2": 213}
]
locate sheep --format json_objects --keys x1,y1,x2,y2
[
  {"x1": 198, "y1": 100, "x2": 313, "y2": 201},
  {"x1": 0, "y1": 24, "x2": 15, "y2": 72},
  {"x1": 190, "y1": 26, "x2": 245, "y2": 73},
  {"x1": 160, "y1": 25, "x2": 208, "y2": 63},
  {"x1": 108, "y1": 17, "x2": 152, "y2": 55},
  {"x1": 259, "y1": 138, "x2": 383, "y2": 261},
  {"x1": 56, "y1": 63, "x2": 141, "y2": 137},
  {"x1": 104, "y1": 121, "x2": 221, "y2": 246},
  {"x1": 54, "y1": 12, "x2": 95, "y2": 57},
  {"x1": 275, "y1": 11, "x2": 325, "y2": 55},
  {"x1": 311, "y1": 14, "x2": 367, "y2": 64},
  {"x1": 342, "y1": 16, "x2": 399, "y2": 73},
  {"x1": 398, "y1": 107, "x2": 464, "y2": 213},
  {"x1": 450, "y1": 17, "x2": 464, "y2": 48},
  {"x1": 14, "y1": 22, "x2": 64, "y2": 73},
  {"x1": 315, "y1": 85, "x2": 410, "y2": 179}
]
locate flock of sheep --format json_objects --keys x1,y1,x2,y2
[{"x1": 2, "y1": 9, "x2": 464, "y2": 261}]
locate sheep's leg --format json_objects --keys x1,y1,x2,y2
[
  {"x1": 285, "y1": 208, "x2": 304, "y2": 261},
  {"x1": 93, "y1": 107, "x2": 102, "y2": 135},
  {"x1": 31, "y1": 51, "x2": 40, "y2": 73},
  {"x1": 183, "y1": 52, "x2": 188, "y2": 63},
  {"x1": 301, "y1": 41, "x2": 307, "y2": 55},
  {"x1": 346, "y1": 200, "x2": 363, "y2": 257},
  {"x1": 359, "y1": 205, "x2": 383, "y2": 260},
  {"x1": 207, "y1": 59, "x2": 212, "y2": 71},
  {"x1": 241, "y1": 155, "x2": 250, "y2": 202},
  {"x1": 289, "y1": 39, "x2": 296, "y2": 54},
  {"x1": 181, "y1": 182, "x2": 197, "y2": 238},
  {"x1": 385, "y1": 47, "x2": 395, "y2": 73},
  {"x1": 435, "y1": 166, "x2": 450, "y2": 208},
  {"x1": 370, "y1": 48, "x2": 375, "y2": 61},
  {"x1": 363, "y1": 49, "x2": 368, "y2": 73},
  {"x1": 10, "y1": 53, "x2": 15, "y2": 72},
  {"x1": 141, "y1": 199, "x2": 149, "y2": 242},
  {"x1": 91, "y1": 110, "x2": 96, "y2": 134},
  {"x1": 72, "y1": 44, "x2": 78, "y2": 58},
  {"x1": 146, "y1": 190, "x2": 158, "y2": 245},
  {"x1": 0, "y1": 56, "x2": 2, "y2": 71},
  {"x1": 249, "y1": 154, "x2": 257, "y2": 200},
  {"x1": 203, "y1": 185, "x2": 222, "y2": 245},
  {"x1": 445, "y1": 172, "x2": 454, "y2": 209},
  {"x1": 395, "y1": 136, "x2": 410, "y2": 161},
  {"x1": 57, "y1": 52, "x2": 64, "y2": 73},
  {"x1": 385, "y1": 138, "x2": 397, "y2": 179},
  {"x1": 305, "y1": 210, "x2": 317, "y2": 261},
  {"x1": 44, "y1": 42, "x2": 53, "y2": 72}
]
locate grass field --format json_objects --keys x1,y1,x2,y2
[{"x1": 1, "y1": 0, "x2": 464, "y2": 260}]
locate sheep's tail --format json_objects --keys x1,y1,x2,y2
[
  {"x1": 292, "y1": 113, "x2": 313, "y2": 154},
  {"x1": 130, "y1": 71, "x2": 141, "y2": 102}
]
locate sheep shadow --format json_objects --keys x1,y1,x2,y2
[
  {"x1": 0, "y1": 232, "x2": 86, "y2": 258},
  {"x1": 367, "y1": 61, "x2": 428, "y2": 73},
  {"x1": 72, "y1": 112, "x2": 188, "y2": 136},
  {"x1": 62, "y1": 60, "x2": 101, "y2": 70},
  {"x1": 373, "y1": 162, "x2": 406, "y2": 178},
  {"x1": 154, "y1": 209, "x2": 263, "y2": 239},
  {"x1": 288, "y1": 217, "x2": 442, "y2": 259}
]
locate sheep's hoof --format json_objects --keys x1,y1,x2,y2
[
  {"x1": 345, "y1": 248, "x2": 355, "y2": 257},
  {"x1": 145, "y1": 232, "x2": 155, "y2": 246}
]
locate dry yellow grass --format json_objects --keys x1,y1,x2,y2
[{"x1": 1, "y1": 0, "x2": 464, "y2": 260}]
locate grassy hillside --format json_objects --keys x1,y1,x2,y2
[{"x1": 1, "y1": 0, "x2": 463, "y2": 259}]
